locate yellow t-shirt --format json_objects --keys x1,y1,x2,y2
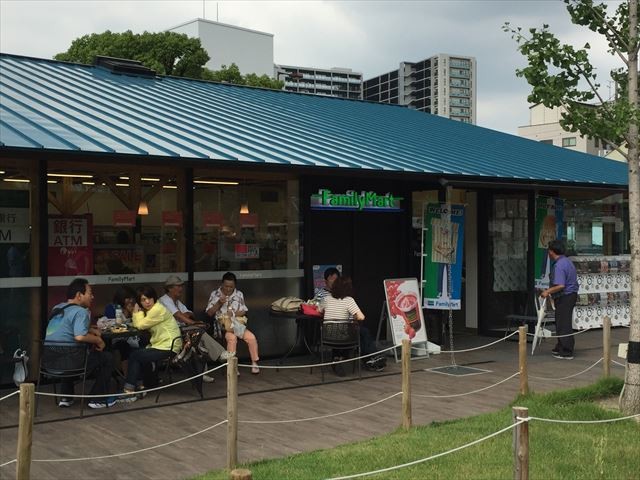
[{"x1": 133, "y1": 302, "x2": 182, "y2": 353}]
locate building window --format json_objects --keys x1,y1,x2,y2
[
  {"x1": 562, "y1": 137, "x2": 577, "y2": 147},
  {"x1": 540, "y1": 139, "x2": 553, "y2": 145}
]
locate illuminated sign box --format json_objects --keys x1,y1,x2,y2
[{"x1": 310, "y1": 189, "x2": 403, "y2": 212}]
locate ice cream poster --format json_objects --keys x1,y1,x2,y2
[
  {"x1": 422, "y1": 203, "x2": 465, "y2": 310},
  {"x1": 48, "y1": 215, "x2": 93, "y2": 276},
  {"x1": 384, "y1": 278, "x2": 428, "y2": 345},
  {"x1": 534, "y1": 196, "x2": 564, "y2": 289}
]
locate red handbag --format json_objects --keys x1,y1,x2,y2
[{"x1": 300, "y1": 303, "x2": 323, "y2": 317}]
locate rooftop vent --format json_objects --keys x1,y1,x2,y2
[{"x1": 94, "y1": 56, "x2": 156, "y2": 78}]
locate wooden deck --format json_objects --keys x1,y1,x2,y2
[{"x1": 0, "y1": 327, "x2": 630, "y2": 480}]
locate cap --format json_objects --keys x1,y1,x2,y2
[{"x1": 164, "y1": 275, "x2": 185, "y2": 287}]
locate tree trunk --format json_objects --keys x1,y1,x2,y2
[{"x1": 620, "y1": 0, "x2": 640, "y2": 415}]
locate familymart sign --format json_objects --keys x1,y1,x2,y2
[{"x1": 310, "y1": 189, "x2": 403, "y2": 212}]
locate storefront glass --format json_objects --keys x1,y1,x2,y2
[{"x1": 0, "y1": 159, "x2": 41, "y2": 384}]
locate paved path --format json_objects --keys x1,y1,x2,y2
[{"x1": 0, "y1": 327, "x2": 629, "y2": 479}]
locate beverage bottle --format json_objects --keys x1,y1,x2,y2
[{"x1": 115, "y1": 306, "x2": 124, "y2": 325}]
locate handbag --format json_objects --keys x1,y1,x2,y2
[
  {"x1": 300, "y1": 303, "x2": 323, "y2": 317},
  {"x1": 271, "y1": 296, "x2": 304, "y2": 313},
  {"x1": 13, "y1": 349, "x2": 29, "y2": 386}
]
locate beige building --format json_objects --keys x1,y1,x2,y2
[{"x1": 518, "y1": 104, "x2": 611, "y2": 156}]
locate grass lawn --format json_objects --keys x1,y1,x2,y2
[{"x1": 194, "y1": 377, "x2": 639, "y2": 480}]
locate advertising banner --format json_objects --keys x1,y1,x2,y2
[
  {"x1": 112, "y1": 210, "x2": 136, "y2": 227},
  {"x1": 94, "y1": 246, "x2": 143, "y2": 274},
  {"x1": 235, "y1": 244, "x2": 260, "y2": 259},
  {"x1": 162, "y1": 211, "x2": 183, "y2": 228},
  {"x1": 534, "y1": 196, "x2": 564, "y2": 289},
  {"x1": 383, "y1": 278, "x2": 428, "y2": 345},
  {"x1": 48, "y1": 215, "x2": 93, "y2": 276},
  {"x1": 203, "y1": 211, "x2": 224, "y2": 228},
  {"x1": 421, "y1": 203, "x2": 465, "y2": 310},
  {"x1": 0, "y1": 207, "x2": 30, "y2": 244}
]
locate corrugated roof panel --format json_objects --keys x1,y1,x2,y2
[{"x1": 0, "y1": 53, "x2": 628, "y2": 186}]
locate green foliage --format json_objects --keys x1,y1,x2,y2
[
  {"x1": 201, "y1": 63, "x2": 284, "y2": 89},
  {"x1": 503, "y1": 0, "x2": 640, "y2": 156},
  {"x1": 55, "y1": 32, "x2": 284, "y2": 89},
  {"x1": 54, "y1": 30, "x2": 210, "y2": 78},
  {"x1": 194, "y1": 379, "x2": 638, "y2": 480}
]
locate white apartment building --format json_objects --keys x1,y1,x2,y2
[
  {"x1": 518, "y1": 104, "x2": 610, "y2": 156},
  {"x1": 364, "y1": 54, "x2": 477, "y2": 123},
  {"x1": 274, "y1": 65, "x2": 363, "y2": 100},
  {"x1": 167, "y1": 18, "x2": 274, "y2": 77}
]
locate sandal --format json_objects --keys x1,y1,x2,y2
[{"x1": 251, "y1": 365, "x2": 260, "y2": 374}]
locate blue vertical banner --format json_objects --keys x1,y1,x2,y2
[{"x1": 422, "y1": 203, "x2": 465, "y2": 310}]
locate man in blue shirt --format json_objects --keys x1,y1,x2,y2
[
  {"x1": 541, "y1": 240, "x2": 579, "y2": 359},
  {"x1": 45, "y1": 278, "x2": 115, "y2": 408}
]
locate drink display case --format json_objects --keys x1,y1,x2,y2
[{"x1": 570, "y1": 255, "x2": 631, "y2": 329}]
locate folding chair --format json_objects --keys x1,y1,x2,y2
[
  {"x1": 155, "y1": 336, "x2": 206, "y2": 403},
  {"x1": 36, "y1": 341, "x2": 89, "y2": 417}
]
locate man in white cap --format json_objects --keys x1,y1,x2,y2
[{"x1": 159, "y1": 275, "x2": 233, "y2": 382}]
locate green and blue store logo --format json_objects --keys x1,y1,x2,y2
[{"x1": 310, "y1": 189, "x2": 403, "y2": 212}]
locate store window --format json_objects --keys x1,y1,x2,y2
[{"x1": 0, "y1": 159, "x2": 41, "y2": 384}]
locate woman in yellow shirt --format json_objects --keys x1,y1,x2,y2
[{"x1": 120, "y1": 286, "x2": 182, "y2": 402}]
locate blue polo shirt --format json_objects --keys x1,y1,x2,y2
[
  {"x1": 45, "y1": 303, "x2": 90, "y2": 343},
  {"x1": 551, "y1": 256, "x2": 579, "y2": 295}
]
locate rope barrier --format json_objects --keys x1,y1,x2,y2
[
  {"x1": 325, "y1": 421, "x2": 524, "y2": 480},
  {"x1": 0, "y1": 390, "x2": 19, "y2": 402},
  {"x1": 413, "y1": 331, "x2": 519, "y2": 355},
  {"x1": 0, "y1": 459, "x2": 16, "y2": 468},
  {"x1": 26, "y1": 420, "x2": 228, "y2": 463},
  {"x1": 239, "y1": 345, "x2": 398, "y2": 370},
  {"x1": 519, "y1": 414, "x2": 640, "y2": 424},
  {"x1": 612, "y1": 360, "x2": 626, "y2": 368},
  {"x1": 526, "y1": 327, "x2": 594, "y2": 339},
  {"x1": 34, "y1": 363, "x2": 227, "y2": 399},
  {"x1": 239, "y1": 392, "x2": 402, "y2": 424},
  {"x1": 414, "y1": 372, "x2": 520, "y2": 399},
  {"x1": 529, "y1": 358, "x2": 603, "y2": 381}
]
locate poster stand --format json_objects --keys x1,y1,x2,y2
[{"x1": 377, "y1": 299, "x2": 435, "y2": 363}]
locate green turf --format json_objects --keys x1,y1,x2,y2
[{"x1": 193, "y1": 377, "x2": 639, "y2": 480}]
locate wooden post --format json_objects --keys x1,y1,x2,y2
[
  {"x1": 16, "y1": 383, "x2": 35, "y2": 480},
  {"x1": 401, "y1": 339, "x2": 412, "y2": 430},
  {"x1": 512, "y1": 406, "x2": 529, "y2": 480},
  {"x1": 518, "y1": 326, "x2": 529, "y2": 395},
  {"x1": 230, "y1": 469, "x2": 252, "y2": 480},
  {"x1": 603, "y1": 316, "x2": 611, "y2": 378},
  {"x1": 227, "y1": 357, "x2": 238, "y2": 470}
]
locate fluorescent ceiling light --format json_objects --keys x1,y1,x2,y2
[
  {"x1": 194, "y1": 180, "x2": 239, "y2": 185},
  {"x1": 115, "y1": 183, "x2": 129, "y2": 187},
  {"x1": 162, "y1": 185, "x2": 177, "y2": 189},
  {"x1": 3, "y1": 178, "x2": 30, "y2": 183},
  {"x1": 0, "y1": 171, "x2": 5, "y2": 174},
  {"x1": 47, "y1": 180, "x2": 58, "y2": 184},
  {"x1": 82, "y1": 182, "x2": 95, "y2": 185},
  {"x1": 119, "y1": 176, "x2": 161, "y2": 181},
  {"x1": 47, "y1": 173, "x2": 93, "y2": 178}
]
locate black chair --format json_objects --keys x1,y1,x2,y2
[
  {"x1": 319, "y1": 320, "x2": 361, "y2": 382},
  {"x1": 36, "y1": 341, "x2": 89, "y2": 417},
  {"x1": 154, "y1": 336, "x2": 206, "y2": 403}
]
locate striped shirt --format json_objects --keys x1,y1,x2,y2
[{"x1": 319, "y1": 296, "x2": 362, "y2": 320}]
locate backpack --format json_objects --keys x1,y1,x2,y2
[{"x1": 270, "y1": 296, "x2": 304, "y2": 313}]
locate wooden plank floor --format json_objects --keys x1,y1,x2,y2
[{"x1": 0, "y1": 327, "x2": 630, "y2": 480}]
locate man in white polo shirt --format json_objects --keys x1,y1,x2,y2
[{"x1": 159, "y1": 275, "x2": 233, "y2": 382}]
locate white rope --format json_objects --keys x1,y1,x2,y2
[
  {"x1": 30, "y1": 420, "x2": 228, "y2": 463},
  {"x1": 241, "y1": 345, "x2": 398, "y2": 370},
  {"x1": 521, "y1": 414, "x2": 640, "y2": 424},
  {"x1": 414, "y1": 372, "x2": 520, "y2": 398},
  {"x1": 0, "y1": 390, "x2": 20, "y2": 402},
  {"x1": 34, "y1": 363, "x2": 227, "y2": 399},
  {"x1": 325, "y1": 421, "x2": 524, "y2": 480},
  {"x1": 0, "y1": 459, "x2": 16, "y2": 468},
  {"x1": 529, "y1": 358, "x2": 603, "y2": 381},
  {"x1": 421, "y1": 331, "x2": 519, "y2": 355},
  {"x1": 612, "y1": 360, "x2": 626, "y2": 368},
  {"x1": 526, "y1": 327, "x2": 594, "y2": 339},
  {"x1": 239, "y1": 392, "x2": 402, "y2": 424}
]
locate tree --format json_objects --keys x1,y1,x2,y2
[
  {"x1": 505, "y1": 0, "x2": 639, "y2": 414},
  {"x1": 55, "y1": 31, "x2": 284, "y2": 90},
  {"x1": 201, "y1": 63, "x2": 284, "y2": 89},
  {"x1": 55, "y1": 31, "x2": 211, "y2": 79}
]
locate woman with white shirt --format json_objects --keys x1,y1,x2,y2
[{"x1": 206, "y1": 272, "x2": 260, "y2": 374}]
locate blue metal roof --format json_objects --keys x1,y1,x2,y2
[{"x1": 0, "y1": 53, "x2": 628, "y2": 186}]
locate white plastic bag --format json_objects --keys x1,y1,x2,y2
[{"x1": 13, "y1": 349, "x2": 29, "y2": 386}]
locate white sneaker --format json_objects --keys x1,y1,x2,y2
[
  {"x1": 219, "y1": 351, "x2": 235, "y2": 361},
  {"x1": 58, "y1": 397, "x2": 74, "y2": 407},
  {"x1": 202, "y1": 374, "x2": 215, "y2": 383}
]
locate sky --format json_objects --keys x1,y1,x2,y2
[{"x1": 0, "y1": 0, "x2": 625, "y2": 135}]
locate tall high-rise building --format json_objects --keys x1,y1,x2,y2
[
  {"x1": 275, "y1": 65, "x2": 363, "y2": 100},
  {"x1": 364, "y1": 54, "x2": 476, "y2": 123}
]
